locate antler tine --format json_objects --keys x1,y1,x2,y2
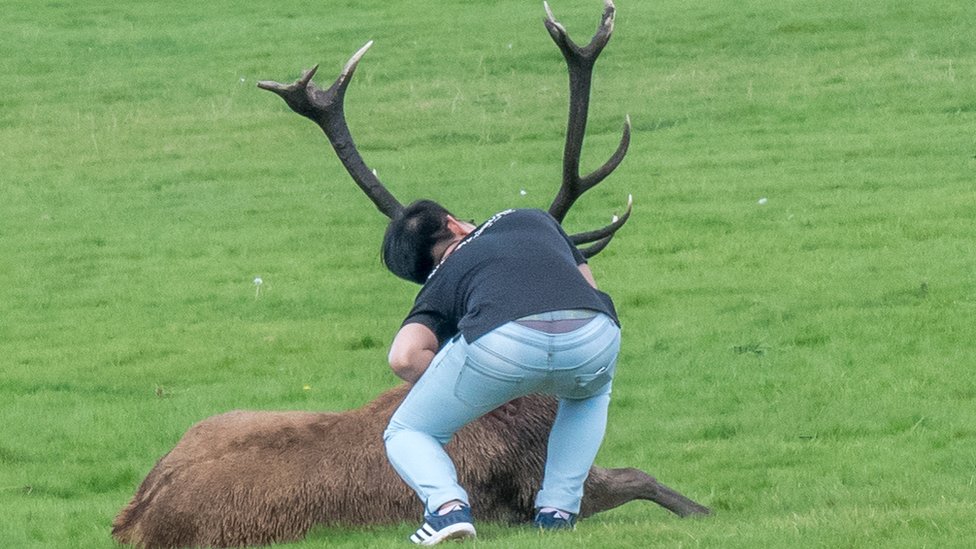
[
  {"x1": 258, "y1": 41, "x2": 404, "y2": 219},
  {"x1": 572, "y1": 194, "x2": 631, "y2": 259},
  {"x1": 579, "y1": 234, "x2": 613, "y2": 259},
  {"x1": 583, "y1": 114, "x2": 631, "y2": 189},
  {"x1": 545, "y1": 0, "x2": 631, "y2": 252},
  {"x1": 569, "y1": 193, "x2": 632, "y2": 246}
]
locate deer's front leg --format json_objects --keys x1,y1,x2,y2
[{"x1": 580, "y1": 466, "x2": 711, "y2": 518}]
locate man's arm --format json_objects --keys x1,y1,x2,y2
[
  {"x1": 578, "y1": 263, "x2": 598, "y2": 289},
  {"x1": 388, "y1": 322, "x2": 440, "y2": 383}
]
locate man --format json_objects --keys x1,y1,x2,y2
[{"x1": 381, "y1": 200, "x2": 621, "y2": 545}]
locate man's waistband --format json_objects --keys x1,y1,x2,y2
[
  {"x1": 514, "y1": 309, "x2": 599, "y2": 334},
  {"x1": 517, "y1": 309, "x2": 598, "y2": 322}
]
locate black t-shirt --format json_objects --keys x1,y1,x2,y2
[{"x1": 403, "y1": 209, "x2": 619, "y2": 347}]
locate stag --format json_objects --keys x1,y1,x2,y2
[{"x1": 113, "y1": 3, "x2": 709, "y2": 548}]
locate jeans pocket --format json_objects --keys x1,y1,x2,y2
[
  {"x1": 571, "y1": 365, "x2": 613, "y2": 398},
  {"x1": 454, "y1": 357, "x2": 524, "y2": 409}
]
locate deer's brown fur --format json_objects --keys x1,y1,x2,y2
[{"x1": 112, "y1": 385, "x2": 708, "y2": 548}]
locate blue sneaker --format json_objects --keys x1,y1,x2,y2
[
  {"x1": 534, "y1": 508, "x2": 576, "y2": 530},
  {"x1": 410, "y1": 504, "x2": 476, "y2": 545}
]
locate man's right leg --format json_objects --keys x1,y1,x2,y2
[
  {"x1": 534, "y1": 314, "x2": 620, "y2": 516},
  {"x1": 534, "y1": 389, "x2": 612, "y2": 515}
]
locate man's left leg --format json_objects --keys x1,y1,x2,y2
[
  {"x1": 384, "y1": 335, "x2": 528, "y2": 513},
  {"x1": 384, "y1": 337, "x2": 476, "y2": 514}
]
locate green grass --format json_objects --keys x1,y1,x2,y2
[{"x1": 2, "y1": 0, "x2": 974, "y2": 547}]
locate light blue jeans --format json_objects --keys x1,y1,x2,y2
[{"x1": 383, "y1": 311, "x2": 620, "y2": 515}]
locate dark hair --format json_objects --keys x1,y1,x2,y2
[{"x1": 382, "y1": 199, "x2": 454, "y2": 283}]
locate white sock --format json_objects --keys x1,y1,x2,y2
[
  {"x1": 539, "y1": 507, "x2": 572, "y2": 520},
  {"x1": 437, "y1": 501, "x2": 465, "y2": 516}
]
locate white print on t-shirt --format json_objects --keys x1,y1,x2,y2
[{"x1": 427, "y1": 209, "x2": 515, "y2": 281}]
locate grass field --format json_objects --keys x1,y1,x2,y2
[{"x1": 2, "y1": 0, "x2": 974, "y2": 547}]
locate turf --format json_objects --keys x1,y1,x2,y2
[{"x1": 1, "y1": 0, "x2": 974, "y2": 547}]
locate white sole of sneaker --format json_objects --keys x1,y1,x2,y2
[{"x1": 415, "y1": 522, "x2": 476, "y2": 546}]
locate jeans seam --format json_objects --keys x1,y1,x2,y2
[{"x1": 470, "y1": 340, "x2": 535, "y2": 370}]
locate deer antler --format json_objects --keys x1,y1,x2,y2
[
  {"x1": 257, "y1": 41, "x2": 404, "y2": 219},
  {"x1": 258, "y1": 1, "x2": 632, "y2": 257},
  {"x1": 545, "y1": 0, "x2": 632, "y2": 258}
]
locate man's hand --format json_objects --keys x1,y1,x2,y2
[{"x1": 388, "y1": 323, "x2": 439, "y2": 383}]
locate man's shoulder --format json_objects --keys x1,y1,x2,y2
[{"x1": 500, "y1": 208, "x2": 556, "y2": 225}]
